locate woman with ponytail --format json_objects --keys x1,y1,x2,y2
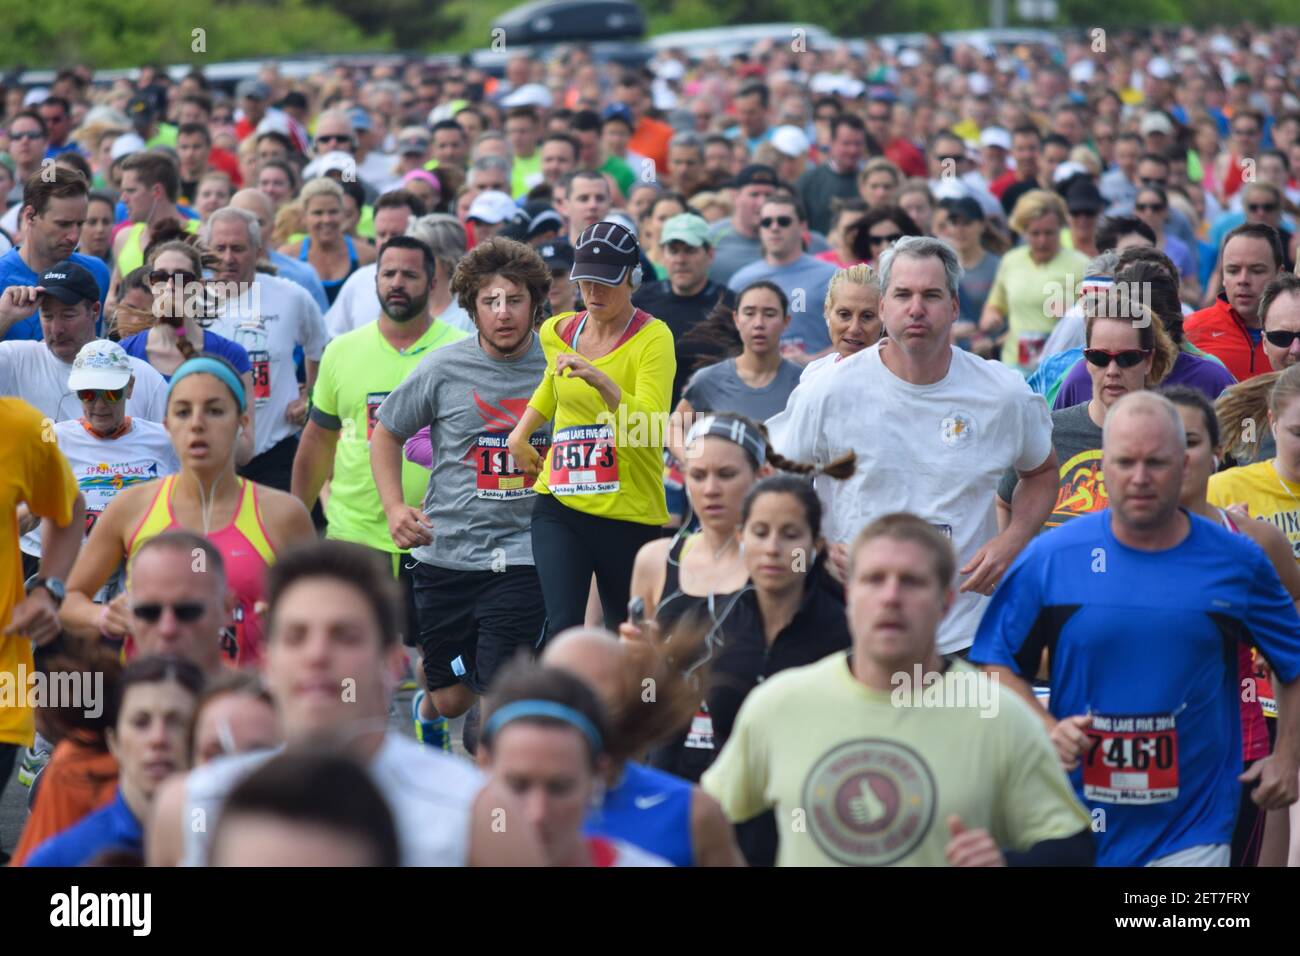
[
  {"x1": 59, "y1": 354, "x2": 316, "y2": 667},
  {"x1": 634, "y1": 473, "x2": 854, "y2": 864},
  {"x1": 117, "y1": 240, "x2": 256, "y2": 465}
]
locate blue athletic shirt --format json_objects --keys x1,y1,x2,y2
[
  {"x1": 585, "y1": 761, "x2": 694, "y2": 867},
  {"x1": 24, "y1": 788, "x2": 143, "y2": 867},
  {"x1": 0, "y1": 250, "x2": 112, "y2": 341},
  {"x1": 119, "y1": 328, "x2": 252, "y2": 380},
  {"x1": 970, "y1": 509, "x2": 1300, "y2": 867}
]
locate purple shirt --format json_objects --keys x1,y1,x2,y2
[{"x1": 1053, "y1": 349, "x2": 1238, "y2": 410}]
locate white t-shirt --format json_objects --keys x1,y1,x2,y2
[
  {"x1": 799, "y1": 351, "x2": 847, "y2": 383},
  {"x1": 765, "y1": 342, "x2": 1053, "y2": 653},
  {"x1": 182, "y1": 732, "x2": 484, "y2": 867},
  {"x1": 208, "y1": 274, "x2": 327, "y2": 457},
  {"x1": 21, "y1": 417, "x2": 178, "y2": 558},
  {"x1": 0, "y1": 340, "x2": 168, "y2": 423},
  {"x1": 325, "y1": 262, "x2": 475, "y2": 340}
]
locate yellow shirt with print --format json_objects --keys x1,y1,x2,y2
[
  {"x1": 0, "y1": 400, "x2": 80, "y2": 747},
  {"x1": 701, "y1": 652, "x2": 1092, "y2": 866},
  {"x1": 1207, "y1": 460, "x2": 1300, "y2": 560},
  {"x1": 528, "y1": 311, "x2": 675, "y2": 526}
]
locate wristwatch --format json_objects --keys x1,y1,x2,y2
[{"x1": 24, "y1": 575, "x2": 66, "y2": 607}]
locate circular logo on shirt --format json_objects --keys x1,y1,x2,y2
[
  {"x1": 802, "y1": 739, "x2": 936, "y2": 866},
  {"x1": 940, "y1": 410, "x2": 976, "y2": 447}
]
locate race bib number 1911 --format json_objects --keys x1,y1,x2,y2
[
  {"x1": 1083, "y1": 712, "x2": 1179, "y2": 804},
  {"x1": 548, "y1": 423, "x2": 619, "y2": 496},
  {"x1": 476, "y1": 432, "x2": 548, "y2": 499}
]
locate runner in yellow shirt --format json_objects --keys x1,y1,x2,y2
[{"x1": 509, "y1": 221, "x2": 675, "y2": 636}]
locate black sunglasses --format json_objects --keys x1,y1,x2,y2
[
  {"x1": 760, "y1": 215, "x2": 794, "y2": 229},
  {"x1": 1134, "y1": 203, "x2": 1166, "y2": 213},
  {"x1": 8, "y1": 130, "x2": 44, "y2": 141},
  {"x1": 316, "y1": 133, "x2": 352, "y2": 145},
  {"x1": 869, "y1": 233, "x2": 904, "y2": 245},
  {"x1": 1084, "y1": 348, "x2": 1150, "y2": 369},
  {"x1": 149, "y1": 269, "x2": 197, "y2": 287},
  {"x1": 131, "y1": 601, "x2": 207, "y2": 623},
  {"x1": 1265, "y1": 330, "x2": 1300, "y2": 349},
  {"x1": 1248, "y1": 203, "x2": 1279, "y2": 213},
  {"x1": 1139, "y1": 177, "x2": 1167, "y2": 187}
]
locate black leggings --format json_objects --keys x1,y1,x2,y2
[{"x1": 531, "y1": 493, "x2": 661, "y2": 639}]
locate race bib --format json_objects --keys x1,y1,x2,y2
[
  {"x1": 684, "y1": 703, "x2": 715, "y2": 751},
  {"x1": 548, "y1": 423, "x2": 619, "y2": 496},
  {"x1": 249, "y1": 350, "x2": 271, "y2": 402},
  {"x1": 1018, "y1": 331, "x2": 1047, "y2": 368},
  {"x1": 1083, "y1": 712, "x2": 1179, "y2": 805},
  {"x1": 476, "y1": 432, "x2": 549, "y2": 500},
  {"x1": 366, "y1": 392, "x2": 390, "y2": 441}
]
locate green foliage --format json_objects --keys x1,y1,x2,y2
[
  {"x1": 0, "y1": 0, "x2": 384, "y2": 69},
  {"x1": 4, "y1": 0, "x2": 1294, "y2": 68}
]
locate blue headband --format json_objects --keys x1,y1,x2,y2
[
  {"x1": 483, "y1": 700, "x2": 603, "y2": 753},
  {"x1": 167, "y1": 357, "x2": 247, "y2": 412}
]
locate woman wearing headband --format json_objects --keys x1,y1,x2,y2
[
  {"x1": 480, "y1": 660, "x2": 671, "y2": 866},
  {"x1": 60, "y1": 355, "x2": 317, "y2": 667},
  {"x1": 627, "y1": 414, "x2": 766, "y2": 642}
]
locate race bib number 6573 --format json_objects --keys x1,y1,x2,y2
[{"x1": 548, "y1": 423, "x2": 619, "y2": 496}]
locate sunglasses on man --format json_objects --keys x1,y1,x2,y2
[
  {"x1": 760, "y1": 215, "x2": 794, "y2": 229},
  {"x1": 1083, "y1": 348, "x2": 1150, "y2": 369},
  {"x1": 131, "y1": 601, "x2": 207, "y2": 623},
  {"x1": 1264, "y1": 330, "x2": 1300, "y2": 349},
  {"x1": 869, "y1": 233, "x2": 904, "y2": 246}
]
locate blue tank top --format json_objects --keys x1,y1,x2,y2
[
  {"x1": 584, "y1": 761, "x2": 694, "y2": 867},
  {"x1": 300, "y1": 234, "x2": 359, "y2": 306}
]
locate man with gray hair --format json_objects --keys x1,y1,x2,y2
[
  {"x1": 972, "y1": 391, "x2": 1300, "y2": 867},
  {"x1": 766, "y1": 235, "x2": 1058, "y2": 656},
  {"x1": 667, "y1": 132, "x2": 707, "y2": 198},
  {"x1": 466, "y1": 155, "x2": 512, "y2": 201},
  {"x1": 204, "y1": 205, "x2": 328, "y2": 492}
]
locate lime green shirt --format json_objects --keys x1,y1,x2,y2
[
  {"x1": 312, "y1": 319, "x2": 468, "y2": 552},
  {"x1": 146, "y1": 123, "x2": 178, "y2": 149},
  {"x1": 511, "y1": 152, "x2": 543, "y2": 200},
  {"x1": 987, "y1": 245, "x2": 1090, "y2": 370}
]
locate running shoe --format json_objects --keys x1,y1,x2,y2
[
  {"x1": 412, "y1": 690, "x2": 451, "y2": 752},
  {"x1": 16, "y1": 743, "x2": 51, "y2": 789}
]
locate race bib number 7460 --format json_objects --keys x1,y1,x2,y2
[{"x1": 1083, "y1": 712, "x2": 1179, "y2": 805}]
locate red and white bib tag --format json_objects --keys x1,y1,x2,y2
[
  {"x1": 476, "y1": 432, "x2": 548, "y2": 499},
  {"x1": 548, "y1": 423, "x2": 619, "y2": 496},
  {"x1": 1083, "y1": 712, "x2": 1179, "y2": 804}
]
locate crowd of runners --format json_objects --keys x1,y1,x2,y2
[{"x1": 2, "y1": 22, "x2": 1300, "y2": 866}]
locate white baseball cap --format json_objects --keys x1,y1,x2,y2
[
  {"x1": 109, "y1": 133, "x2": 147, "y2": 162},
  {"x1": 979, "y1": 127, "x2": 1012, "y2": 152},
  {"x1": 1147, "y1": 57, "x2": 1173, "y2": 80},
  {"x1": 467, "y1": 190, "x2": 518, "y2": 224},
  {"x1": 770, "y1": 125, "x2": 811, "y2": 158},
  {"x1": 968, "y1": 73, "x2": 992, "y2": 97},
  {"x1": 68, "y1": 339, "x2": 133, "y2": 392},
  {"x1": 501, "y1": 83, "x2": 553, "y2": 110},
  {"x1": 302, "y1": 151, "x2": 358, "y2": 181}
]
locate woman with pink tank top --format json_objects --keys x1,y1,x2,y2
[{"x1": 61, "y1": 356, "x2": 316, "y2": 667}]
